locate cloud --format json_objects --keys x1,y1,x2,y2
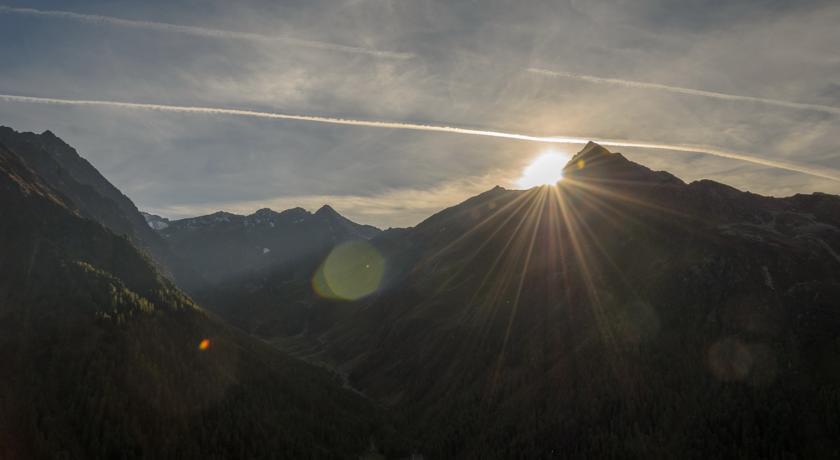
[
  {"x1": 528, "y1": 67, "x2": 840, "y2": 116},
  {"x1": 0, "y1": 0, "x2": 837, "y2": 227},
  {"x1": 0, "y1": 5, "x2": 412, "y2": 60},
  {"x1": 2, "y1": 92, "x2": 837, "y2": 183}
]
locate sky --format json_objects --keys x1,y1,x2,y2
[{"x1": 0, "y1": 0, "x2": 838, "y2": 228}]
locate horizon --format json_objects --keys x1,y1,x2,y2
[
  {"x1": 1, "y1": 0, "x2": 839, "y2": 227},
  {"x1": 136, "y1": 141, "x2": 834, "y2": 228},
  {"x1": 6, "y1": 124, "x2": 838, "y2": 229}
]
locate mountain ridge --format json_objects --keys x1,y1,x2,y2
[
  {"x1": 0, "y1": 129, "x2": 403, "y2": 459},
  {"x1": 202, "y1": 142, "x2": 840, "y2": 457},
  {"x1": 5, "y1": 129, "x2": 840, "y2": 458},
  {"x1": 0, "y1": 126, "x2": 198, "y2": 287},
  {"x1": 154, "y1": 204, "x2": 379, "y2": 236},
  {"x1": 150, "y1": 201, "x2": 383, "y2": 325}
]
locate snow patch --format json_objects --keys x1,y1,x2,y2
[{"x1": 762, "y1": 266, "x2": 775, "y2": 290}]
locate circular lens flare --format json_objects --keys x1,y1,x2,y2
[
  {"x1": 517, "y1": 149, "x2": 571, "y2": 188},
  {"x1": 313, "y1": 240, "x2": 385, "y2": 301}
]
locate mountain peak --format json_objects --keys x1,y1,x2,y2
[
  {"x1": 563, "y1": 142, "x2": 630, "y2": 176},
  {"x1": 582, "y1": 140, "x2": 607, "y2": 152},
  {"x1": 568, "y1": 141, "x2": 618, "y2": 164},
  {"x1": 315, "y1": 204, "x2": 339, "y2": 216},
  {"x1": 253, "y1": 207, "x2": 277, "y2": 217},
  {"x1": 278, "y1": 206, "x2": 310, "y2": 219},
  {"x1": 563, "y1": 142, "x2": 683, "y2": 186}
]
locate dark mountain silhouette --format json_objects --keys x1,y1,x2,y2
[
  {"x1": 5, "y1": 128, "x2": 840, "y2": 458},
  {"x1": 199, "y1": 142, "x2": 840, "y2": 457},
  {"x1": 0, "y1": 138, "x2": 402, "y2": 458},
  {"x1": 0, "y1": 126, "x2": 197, "y2": 287}
]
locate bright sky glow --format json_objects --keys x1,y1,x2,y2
[
  {"x1": 0, "y1": 1, "x2": 837, "y2": 228},
  {"x1": 517, "y1": 150, "x2": 571, "y2": 188}
]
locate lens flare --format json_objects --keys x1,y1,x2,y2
[
  {"x1": 313, "y1": 240, "x2": 385, "y2": 300},
  {"x1": 198, "y1": 338, "x2": 211, "y2": 351},
  {"x1": 517, "y1": 149, "x2": 571, "y2": 188}
]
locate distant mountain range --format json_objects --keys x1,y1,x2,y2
[
  {"x1": 148, "y1": 204, "x2": 380, "y2": 285},
  {"x1": 3, "y1": 126, "x2": 840, "y2": 458}
]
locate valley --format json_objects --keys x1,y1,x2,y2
[{"x1": 2, "y1": 126, "x2": 840, "y2": 458}]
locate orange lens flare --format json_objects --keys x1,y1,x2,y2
[{"x1": 198, "y1": 338, "x2": 211, "y2": 350}]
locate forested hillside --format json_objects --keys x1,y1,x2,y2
[{"x1": 0, "y1": 138, "x2": 402, "y2": 459}]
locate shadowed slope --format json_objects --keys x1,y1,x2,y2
[
  {"x1": 0, "y1": 140, "x2": 402, "y2": 459},
  {"x1": 0, "y1": 126, "x2": 200, "y2": 288},
  {"x1": 158, "y1": 204, "x2": 380, "y2": 286},
  {"x1": 238, "y1": 143, "x2": 840, "y2": 458},
  {"x1": 154, "y1": 204, "x2": 381, "y2": 331}
]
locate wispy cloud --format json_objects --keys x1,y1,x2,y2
[
  {"x1": 0, "y1": 5, "x2": 412, "y2": 60},
  {"x1": 2, "y1": 92, "x2": 837, "y2": 183},
  {"x1": 528, "y1": 67, "x2": 840, "y2": 116}
]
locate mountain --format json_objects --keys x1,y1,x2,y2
[
  {"x1": 6, "y1": 128, "x2": 840, "y2": 457},
  {"x1": 0, "y1": 137, "x2": 403, "y2": 458},
  {"x1": 0, "y1": 127, "x2": 194, "y2": 286},
  {"x1": 150, "y1": 204, "x2": 381, "y2": 327},
  {"x1": 157, "y1": 205, "x2": 379, "y2": 285},
  {"x1": 205, "y1": 142, "x2": 840, "y2": 457},
  {"x1": 140, "y1": 211, "x2": 170, "y2": 230}
]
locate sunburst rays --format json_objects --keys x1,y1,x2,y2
[{"x1": 408, "y1": 157, "x2": 688, "y2": 400}]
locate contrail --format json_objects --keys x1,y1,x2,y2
[
  {"x1": 528, "y1": 67, "x2": 840, "y2": 116},
  {"x1": 1, "y1": 92, "x2": 837, "y2": 183},
  {"x1": 0, "y1": 5, "x2": 412, "y2": 60}
]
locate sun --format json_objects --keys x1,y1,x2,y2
[{"x1": 516, "y1": 149, "x2": 571, "y2": 188}]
